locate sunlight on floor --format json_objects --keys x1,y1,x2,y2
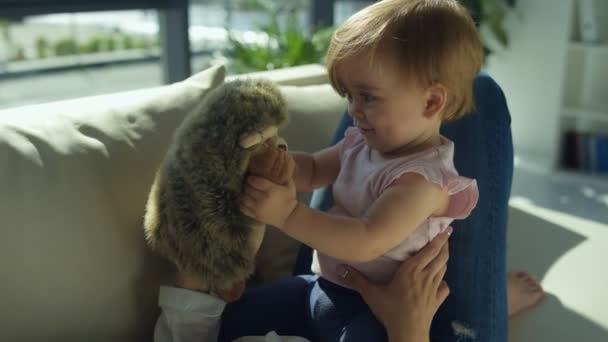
[{"x1": 507, "y1": 194, "x2": 608, "y2": 341}]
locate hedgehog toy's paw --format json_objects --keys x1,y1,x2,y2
[
  {"x1": 217, "y1": 280, "x2": 247, "y2": 302},
  {"x1": 239, "y1": 126, "x2": 278, "y2": 149}
]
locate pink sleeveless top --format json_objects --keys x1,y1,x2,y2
[{"x1": 311, "y1": 127, "x2": 479, "y2": 287}]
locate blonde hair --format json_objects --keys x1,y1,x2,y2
[{"x1": 327, "y1": 0, "x2": 483, "y2": 121}]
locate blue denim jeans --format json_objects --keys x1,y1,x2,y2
[
  {"x1": 219, "y1": 274, "x2": 385, "y2": 342},
  {"x1": 220, "y1": 74, "x2": 512, "y2": 342},
  {"x1": 307, "y1": 277, "x2": 387, "y2": 342}
]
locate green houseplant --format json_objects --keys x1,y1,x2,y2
[
  {"x1": 225, "y1": 0, "x2": 515, "y2": 73},
  {"x1": 460, "y1": 0, "x2": 516, "y2": 55},
  {"x1": 224, "y1": 0, "x2": 333, "y2": 74},
  {"x1": 0, "y1": 18, "x2": 17, "y2": 61}
]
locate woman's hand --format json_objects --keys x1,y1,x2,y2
[
  {"x1": 239, "y1": 176, "x2": 298, "y2": 229},
  {"x1": 338, "y1": 227, "x2": 452, "y2": 342}
]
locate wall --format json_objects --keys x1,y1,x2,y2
[{"x1": 485, "y1": 0, "x2": 574, "y2": 169}]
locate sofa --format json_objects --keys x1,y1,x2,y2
[
  {"x1": 0, "y1": 64, "x2": 345, "y2": 341},
  {"x1": 1, "y1": 64, "x2": 606, "y2": 342}
]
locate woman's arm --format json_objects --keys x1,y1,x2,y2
[
  {"x1": 240, "y1": 172, "x2": 448, "y2": 263},
  {"x1": 339, "y1": 228, "x2": 452, "y2": 342},
  {"x1": 291, "y1": 141, "x2": 342, "y2": 192}
]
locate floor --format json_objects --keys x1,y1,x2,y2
[{"x1": 507, "y1": 165, "x2": 608, "y2": 341}]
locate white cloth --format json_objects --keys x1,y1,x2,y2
[{"x1": 154, "y1": 286, "x2": 310, "y2": 342}]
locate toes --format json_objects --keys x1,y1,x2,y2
[
  {"x1": 510, "y1": 271, "x2": 544, "y2": 294},
  {"x1": 527, "y1": 282, "x2": 545, "y2": 298},
  {"x1": 517, "y1": 271, "x2": 540, "y2": 285},
  {"x1": 526, "y1": 277, "x2": 537, "y2": 287},
  {"x1": 524, "y1": 276, "x2": 542, "y2": 289},
  {"x1": 519, "y1": 271, "x2": 535, "y2": 282}
]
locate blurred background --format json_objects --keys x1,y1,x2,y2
[
  {"x1": 0, "y1": 0, "x2": 334, "y2": 108},
  {"x1": 0, "y1": 0, "x2": 607, "y2": 340},
  {"x1": 3, "y1": 0, "x2": 605, "y2": 218},
  {"x1": 0, "y1": 0, "x2": 516, "y2": 107}
]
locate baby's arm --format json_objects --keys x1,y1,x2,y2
[
  {"x1": 283, "y1": 173, "x2": 448, "y2": 262},
  {"x1": 291, "y1": 141, "x2": 342, "y2": 192}
]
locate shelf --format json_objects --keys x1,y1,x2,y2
[{"x1": 562, "y1": 107, "x2": 608, "y2": 122}]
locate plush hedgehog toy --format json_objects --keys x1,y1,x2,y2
[{"x1": 144, "y1": 78, "x2": 295, "y2": 299}]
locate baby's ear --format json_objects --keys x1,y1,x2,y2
[{"x1": 239, "y1": 125, "x2": 278, "y2": 149}]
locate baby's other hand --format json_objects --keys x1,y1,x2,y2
[
  {"x1": 239, "y1": 176, "x2": 297, "y2": 229},
  {"x1": 248, "y1": 146, "x2": 295, "y2": 185}
]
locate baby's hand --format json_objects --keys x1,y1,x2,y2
[
  {"x1": 248, "y1": 145, "x2": 295, "y2": 185},
  {"x1": 239, "y1": 176, "x2": 298, "y2": 229}
]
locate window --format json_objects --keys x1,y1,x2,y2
[
  {"x1": 0, "y1": 10, "x2": 162, "y2": 108},
  {"x1": 189, "y1": 0, "x2": 321, "y2": 76},
  {"x1": 334, "y1": 1, "x2": 373, "y2": 24},
  {"x1": 0, "y1": 10, "x2": 162, "y2": 109},
  {"x1": 0, "y1": 0, "x2": 338, "y2": 109}
]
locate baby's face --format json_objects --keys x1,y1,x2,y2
[{"x1": 337, "y1": 54, "x2": 440, "y2": 155}]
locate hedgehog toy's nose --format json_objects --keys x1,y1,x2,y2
[{"x1": 277, "y1": 137, "x2": 288, "y2": 151}]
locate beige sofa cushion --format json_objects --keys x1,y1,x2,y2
[
  {"x1": 0, "y1": 65, "x2": 225, "y2": 341},
  {"x1": 280, "y1": 84, "x2": 346, "y2": 153}
]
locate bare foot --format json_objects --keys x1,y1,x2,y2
[{"x1": 508, "y1": 271, "x2": 545, "y2": 317}]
